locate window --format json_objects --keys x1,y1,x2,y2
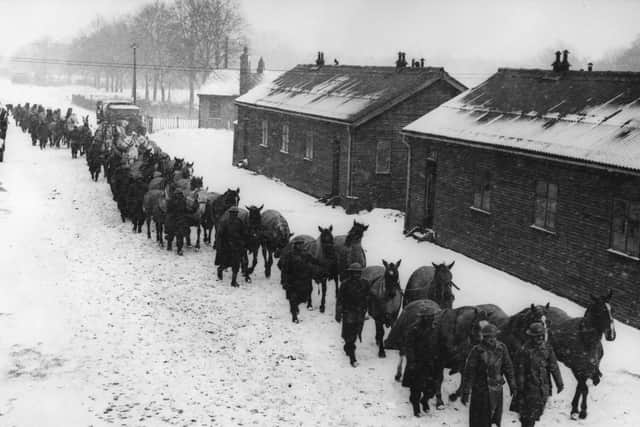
[
  {"x1": 375, "y1": 140, "x2": 391, "y2": 174},
  {"x1": 281, "y1": 124, "x2": 289, "y2": 153},
  {"x1": 260, "y1": 120, "x2": 268, "y2": 147},
  {"x1": 533, "y1": 181, "x2": 558, "y2": 230},
  {"x1": 208, "y1": 101, "x2": 221, "y2": 118},
  {"x1": 305, "y1": 130, "x2": 314, "y2": 160},
  {"x1": 610, "y1": 199, "x2": 640, "y2": 257},
  {"x1": 472, "y1": 172, "x2": 492, "y2": 212}
]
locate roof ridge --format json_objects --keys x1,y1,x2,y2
[{"x1": 497, "y1": 67, "x2": 640, "y2": 80}]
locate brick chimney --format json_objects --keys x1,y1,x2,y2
[
  {"x1": 588, "y1": 62, "x2": 593, "y2": 72},
  {"x1": 239, "y1": 46, "x2": 251, "y2": 95},
  {"x1": 256, "y1": 57, "x2": 265, "y2": 74},
  {"x1": 552, "y1": 51, "x2": 562, "y2": 72},
  {"x1": 560, "y1": 50, "x2": 571, "y2": 72},
  {"x1": 316, "y1": 51, "x2": 325, "y2": 66}
]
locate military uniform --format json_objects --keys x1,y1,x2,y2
[
  {"x1": 462, "y1": 324, "x2": 516, "y2": 427},
  {"x1": 215, "y1": 208, "x2": 248, "y2": 287},
  {"x1": 280, "y1": 241, "x2": 317, "y2": 322},
  {"x1": 336, "y1": 263, "x2": 369, "y2": 367},
  {"x1": 166, "y1": 191, "x2": 189, "y2": 255},
  {"x1": 403, "y1": 314, "x2": 441, "y2": 416},
  {"x1": 514, "y1": 322, "x2": 563, "y2": 427}
]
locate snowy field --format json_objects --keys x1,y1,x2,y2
[{"x1": 1, "y1": 82, "x2": 640, "y2": 426}]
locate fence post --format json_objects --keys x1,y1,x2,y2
[{"x1": 176, "y1": 116, "x2": 179, "y2": 129}]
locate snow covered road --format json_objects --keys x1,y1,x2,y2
[{"x1": 1, "y1": 95, "x2": 639, "y2": 425}]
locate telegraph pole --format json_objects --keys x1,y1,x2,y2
[{"x1": 131, "y1": 43, "x2": 137, "y2": 104}]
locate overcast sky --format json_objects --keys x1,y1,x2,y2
[{"x1": 1, "y1": 0, "x2": 639, "y2": 75}]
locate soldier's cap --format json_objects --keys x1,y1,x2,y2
[
  {"x1": 346, "y1": 262, "x2": 363, "y2": 272},
  {"x1": 481, "y1": 323, "x2": 499, "y2": 337},
  {"x1": 526, "y1": 322, "x2": 545, "y2": 337}
]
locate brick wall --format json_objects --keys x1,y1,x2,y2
[
  {"x1": 406, "y1": 136, "x2": 640, "y2": 328},
  {"x1": 235, "y1": 106, "x2": 350, "y2": 198},
  {"x1": 352, "y1": 80, "x2": 462, "y2": 210}
]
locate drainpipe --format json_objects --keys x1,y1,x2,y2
[
  {"x1": 346, "y1": 125, "x2": 353, "y2": 197},
  {"x1": 401, "y1": 133, "x2": 411, "y2": 232}
]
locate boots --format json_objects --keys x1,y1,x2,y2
[
  {"x1": 410, "y1": 389, "x2": 421, "y2": 417},
  {"x1": 217, "y1": 267, "x2": 224, "y2": 280},
  {"x1": 231, "y1": 270, "x2": 239, "y2": 287}
]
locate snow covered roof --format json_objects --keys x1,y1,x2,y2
[
  {"x1": 198, "y1": 69, "x2": 282, "y2": 97},
  {"x1": 403, "y1": 68, "x2": 640, "y2": 172},
  {"x1": 235, "y1": 64, "x2": 465, "y2": 124}
]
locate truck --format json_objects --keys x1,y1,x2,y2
[{"x1": 96, "y1": 100, "x2": 145, "y2": 135}]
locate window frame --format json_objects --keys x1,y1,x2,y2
[
  {"x1": 375, "y1": 140, "x2": 391, "y2": 174},
  {"x1": 533, "y1": 180, "x2": 558, "y2": 232},
  {"x1": 610, "y1": 198, "x2": 640, "y2": 258},
  {"x1": 208, "y1": 101, "x2": 221, "y2": 119},
  {"x1": 304, "y1": 130, "x2": 314, "y2": 160},
  {"x1": 260, "y1": 119, "x2": 268, "y2": 147},
  {"x1": 280, "y1": 123, "x2": 289, "y2": 154},
  {"x1": 472, "y1": 171, "x2": 492, "y2": 213}
]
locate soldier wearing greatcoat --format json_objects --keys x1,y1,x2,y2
[
  {"x1": 279, "y1": 239, "x2": 318, "y2": 323},
  {"x1": 215, "y1": 206, "x2": 248, "y2": 287},
  {"x1": 403, "y1": 313, "x2": 442, "y2": 417},
  {"x1": 513, "y1": 322, "x2": 564, "y2": 427},
  {"x1": 461, "y1": 323, "x2": 516, "y2": 427},
  {"x1": 335, "y1": 263, "x2": 369, "y2": 367},
  {"x1": 165, "y1": 187, "x2": 189, "y2": 256}
]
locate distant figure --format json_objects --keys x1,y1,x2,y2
[
  {"x1": 513, "y1": 322, "x2": 563, "y2": 427},
  {"x1": 335, "y1": 262, "x2": 369, "y2": 367},
  {"x1": 215, "y1": 206, "x2": 248, "y2": 287},
  {"x1": 334, "y1": 58, "x2": 339, "y2": 65},
  {"x1": 461, "y1": 323, "x2": 516, "y2": 427},
  {"x1": 280, "y1": 239, "x2": 318, "y2": 323}
]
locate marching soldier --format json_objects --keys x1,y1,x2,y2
[
  {"x1": 279, "y1": 239, "x2": 318, "y2": 323},
  {"x1": 215, "y1": 206, "x2": 248, "y2": 287},
  {"x1": 513, "y1": 322, "x2": 564, "y2": 427},
  {"x1": 335, "y1": 262, "x2": 369, "y2": 367},
  {"x1": 461, "y1": 323, "x2": 516, "y2": 427}
]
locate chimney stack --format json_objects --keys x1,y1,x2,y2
[
  {"x1": 239, "y1": 46, "x2": 251, "y2": 95},
  {"x1": 560, "y1": 50, "x2": 570, "y2": 72},
  {"x1": 315, "y1": 51, "x2": 325, "y2": 66},
  {"x1": 552, "y1": 51, "x2": 562, "y2": 72},
  {"x1": 420, "y1": 58, "x2": 425, "y2": 68},
  {"x1": 588, "y1": 62, "x2": 593, "y2": 72}
]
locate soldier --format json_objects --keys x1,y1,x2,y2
[
  {"x1": 513, "y1": 322, "x2": 564, "y2": 427},
  {"x1": 215, "y1": 206, "x2": 248, "y2": 287},
  {"x1": 461, "y1": 323, "x2": 516, "y2": 427},
  {"x1": 279, "y1": 239, "x2": 318, "y2": 323},
  {"x1": 403, "y1": 313, "x2": 441, "y2": 417},
  {"x1": 335, "y1": 262, "x2": 369, "y2": 367},
  {"x1": 165, "y1": 187, "x2": 188, "y2": 256}
]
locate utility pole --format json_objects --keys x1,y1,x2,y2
[{"x1": 131, "y1": 42, "x2": 137, "y2": 104}]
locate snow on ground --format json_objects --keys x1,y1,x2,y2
[{"x1": 0, "y1": 83, "x2": 639, "y2": 426}]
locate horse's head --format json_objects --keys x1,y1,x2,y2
[
  {"x1": 587, "y1": 290, "x2": 616, "y2": 341},
  {"x1": 183, "y1": 161, "x2": 194, "y2": 179},
  {"x1": 346, "y1": 220, "x2": 369, "y2": 245},
  {"x1": 173, "y1": 157, "x2": 184, "y2": 172},
  {"x1": 223, "y1": 187, "x2": 240, "y2": 208},
  {"x1": 526, "y1": 303, "x2": 550, "y2": 341},
  {"x1": 382, "y1": 259, "x2": 402, "y2": 299},
  {"x1": 318, "y1": 225, "x2": 335, "y2": 259},
  {"x1": 431, "y1": 261, "x2": 457, "y2": 307},
  {"x1": 246, "y1": 204, "x2": 264, "y2": 229},
  {"x1": 190, "y1": 176, "x2": 203, "y2": 191}
]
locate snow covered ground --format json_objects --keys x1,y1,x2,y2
[{"x1": 1, "y1": 82, "x2": 639, "y2": 426}]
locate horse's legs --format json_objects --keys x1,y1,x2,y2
[
  {"x1": 375, "y1": 320, "x2": 386, "y2": 358},
  {"x1": 176, "y1": 234, "x2": 184, "y2": 256},
  {"x1": 579, "y1": 379, "x2": 589, "y2": 419},
  {"x1": 242, "y1": 252, "x2": 251, "y2": 283},
  {"x1": 570, "y1": 378, "x2": 584, "y2": 420},
  {"x1": 434, "y1": 369, "x2": 445, "y2": 409},
  {"x1": 195, "y1": 225, "x2": 201, "y2": 249},
  {"x1": 249, "y1": 248, "x2": 258, "y2": 275},
  {"x1": 395, "y1": 353, "x2": 405, "y2": 382},
  {"x1": 146, "y1": 216, "x2": 151, "y2": 239},
  {"x1": 307, "y1": 283, "x2": 313, "y2": 310},
  {"x1": 319, "y1": 279, "x2": 327, "y2": 313},
  {"x1": 261, "y1": 245, "x2": 270, "y2": 278}
]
